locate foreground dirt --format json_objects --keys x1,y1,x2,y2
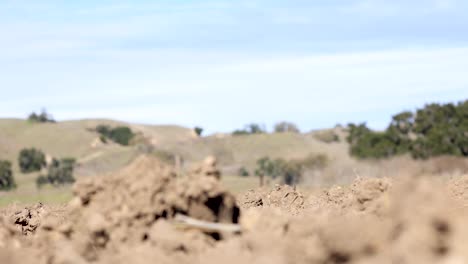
[{"x1": 2, "y1": 156, "x2": 468, "y2": 264}]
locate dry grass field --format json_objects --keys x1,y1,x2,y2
[{"x1": 1, "y1": 118, "x2": 467, "y2": 207}]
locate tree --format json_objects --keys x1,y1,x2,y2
[
  {"x1": 194, "y1": 127, "x2": 204, "y2": 136},
  {"x1": 347, "y1": 100, "x2": 468, "y2": 159},
  {"x1": 246, "y1": 123, "x2": 266, "y2": 134},
  {"x1": 28, "y1": 109, "x2": 55, "y2": 123},
  {"x1": 96, "y1": 125, "x2": 135, "y2": 146},
  {"x1": 255, "y1": 157, "x2": 276, "y2": 178},
  {"x1": 279, "y1": 161, "x2": 302, "y2": 185},
  {"x1": 233, "y1": 123, "x2": 266, "y2": 135},
  {"x1": 96, "y1": 124, "x2": 111, "y2": 136},
  {"x1": 232, "y1": 129, "x2": 249, "y2": 136},
  {"x1": 0, "y1": 160, "x2": 16, "y2": 191},
  {"x1": 350, "y1": 132, "x2": 401, "y2": 159},
  {"x1": 36, "y1": 158, "x2": 76, "y2": 188},
  {"x1": 18, "y1": 148, "x2": 46, "y2": 173},
  {"x1": 254, "y1": 157, "x2": 305, "y2": 185},
  {"x1": 346, "y1": 123, "x2": 371, "y2": 145},
  {"x1": 390, "y1": 111, "x2": 414, "y2": 135},
  {"x1": 109, "y1": 126, "x2": 134, "y2": 146},
  {"x1": 274, "y1": 121, "x2": 300, "y2": 133}
]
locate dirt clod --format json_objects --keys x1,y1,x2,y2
[{"x1": 3, "y1": 158, "x2": 468, "y2": 264}]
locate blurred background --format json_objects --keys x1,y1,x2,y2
[{"x1": 0, "y1": 0, "x2": 467, "y2": 204}]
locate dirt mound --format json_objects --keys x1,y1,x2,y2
[
  {"x1": 11, "y1": 203, "x2": 49, "y2": 235},
  {"x1": 0, "y1": 203, "x2": 65, "y2": 247},
  {"x1": 5, "y1": 160, "x2": 468, "y2": 263},
  {"x1": 210, "y1": 175, "x2": 468, "y2": 264},
  {"x1": 239, "y1": 185, "x2": 304, "y2": 213},
  {"x1": 0, "y1": 216, "x2": 22, "y2": 249},
  {"x1": 33, "y1": 155, "x2": 239, "y2": 262},
  {"x1": 446, "y1": 174, "x2": 468, "y2": 203},
  {"x1": 307, "y1": 177, "x2": 391, "y2": 216}
]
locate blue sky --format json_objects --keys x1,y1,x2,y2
[{"x1": 1, "y1": 0, "x2": 468, "y2": 133}]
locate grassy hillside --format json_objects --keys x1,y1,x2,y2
[
  {"x1": 2, "y1": 118, "x2": 466, "y2": 207},
  {"x1": 0, "y1": 118, "x2": 194, "y2": 173},
  {"x1": 162, "y1": 131, "x2": 351, "y2": 169},
  {"x1": 0, "y1": 118, "x2": 196, "y2": 206},
  {"x1": 0, "y1": 118, "x2": 355, "y2": 205},
  {"x1": 0, "y1": 118, "x2": 353, "y2": 179}
]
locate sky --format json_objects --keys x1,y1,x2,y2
[{"x1": 1, "y1": 0, "x2": 468, "y2": 134}]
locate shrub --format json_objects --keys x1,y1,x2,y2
[
  {"x1": 96, "y1": 124, "x2": 111, "y2": 137},
  {"x1": 37, "y1": 158, "x2": 76, "y2": 188},
  {"x1": 254, "y1": 157, "x2": 276, "y2": 178},
  {"x1": 233, "y1": 123, "x2": 266, "y2": 136},
  {"x1": 238, "y1": 167, "x2": 250, "y2": 177},
  {"x1": 110, "y1": 126, "x2": 134, "y2": 145},
  {"x1": 346, "y1": 123, "x2": 371, "y2": 145},
  {"x1": 350, "y1": 131, "x2": 404, "y2": 159},
  {"x1": 274, "y1": 121, "x2": 300, "y2": 133},
  {"x1": 194, "y1": 127, "x2": 203, "y2": 136},
  {"x1": 279, "y1": 161, "x2": 302, "y2": 185},
  {"x1": 0, "y1": 160, "x2": 16, "y2": 191},
  {"x1": 96, "y1": 125, "x2": 135, "y2": 146},
  {"x1": 254, "y1": 156, "x2": 308, "y2": 185},
  {"x1": 18, "y1": 148, "x2": 46, "y2": 173},
  {"x1": 232, "y1": 130, "x2": 249, "y2": 136},
  {"x1": 28, "y1": 109, "x2": 55, "y2": 123}
]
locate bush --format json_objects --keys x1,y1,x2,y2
[
  {"x1": 194, "y1": 127, "x2": 203, "y2": 136},
  {"x1": 346, "y1": 123, "x2": 371, "y2": 145},
  {"x1": 255, "y1": 157, "x2": 276, "y2": 178},
  {"x1": 18, "y1": 148, "x2": 46, "y2": 173},
  {"x1": 279, "y1": 161, "x2": 302, "y2": 185},
  {"x1": 274, "y1": 121, "x2": 300, "y2": 133},
  {"x1": 110, "y1": 126, "x2": 134, "y2": 146},
  {"x1": 37, "y1": 158, "x2": 76, "y2": 188},
  {"x1": 238, "y1": 167, "x2": 250, "y2": 177},
  {"x1": 96, "y1": 124, "x2": 111, "y2": 136},
  {"x1": 0, "y1": 160, "x2": 16, "y2": 191},
  {"x1": 232, "y1": 130, "x2": 249, "y2": 136},
  {"x1": 96, "y1": 125, "x2": 135, "y2": 146},
  {"x1": 28, "y1": 109, "x2": 55, "y2": 123},
  {"x1": 349, "y1": 131, "x2": 408, "y2": 159},
  {"x1": 232, "y1": 123, "x2": 266, "y2": 136},
  {"x1": 254, "y1": 156, "x2": 307, "y2": 185}
]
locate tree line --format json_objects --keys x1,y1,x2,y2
[
  {"x1": 0, "y1": 148, "x2": 76, "y2": 191},
  {"x1": 347, "y1": 100, "x2": 468, "y2": 159}
]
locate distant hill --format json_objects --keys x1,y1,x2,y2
[
  {"x1": 2, "y1": 118, "x2": 466, "y2": 206},
  {"x1": 0, "y1": 118, "x2": 350, "y2": 177},
  {"x1": 0, "y1": 118, "x2": 195, "y2": 175}
]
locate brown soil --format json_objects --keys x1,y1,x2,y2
[{"x1": 2, "y1": 156, "x2": 468, "y2": 264}]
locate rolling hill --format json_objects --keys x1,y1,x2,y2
[
  {"x1": 0, "y1": 118, "x2": 351, "y2": 176},
  {"x1": 1, "y1": 118, "x2": 466, "y2": 206}
]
